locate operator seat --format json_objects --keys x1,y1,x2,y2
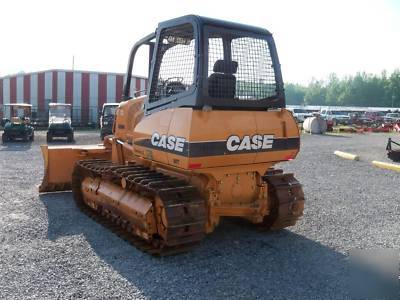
[{"x1": 208, "y1": 60, "x2": 238, "y2": 99}]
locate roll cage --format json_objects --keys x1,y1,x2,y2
[{"x1": 123, "y1": 15, "x2": 285, "y2": 114}]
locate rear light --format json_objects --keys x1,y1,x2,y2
[
  {"x1": 188, "y1": 162, "x2": 202, "y2": 169},
  {"x1": 284, "y1": 154, "x2": 295, "y2": 161}
]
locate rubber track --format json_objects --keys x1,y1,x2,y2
[{"x1": 71, "y1": 159, "x2": 206, "y2": 256}]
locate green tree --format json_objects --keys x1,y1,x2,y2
[
  {"x1": 286, "y1": 69, "x2": 400, "y2": 107},
  {"x1": 388, "y1": 69, "x2": 400, "y2": 107},
  {"x1": 304, "y1": 79, "x2": 326, "y2": 105},
  {"x1": 325, "y1": 73, "x2": 345, "y2": 106},
  {"x1": 285, "y1": 83, "x2": 306, "y2": 105}
]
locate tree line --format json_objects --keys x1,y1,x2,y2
[{"x1": 285, "y1": 69, "x2": 400, "y2": 107}]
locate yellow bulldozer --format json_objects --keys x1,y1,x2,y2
[{"x1": 39, "y1": 15, "x2": 304, "y2": 255}]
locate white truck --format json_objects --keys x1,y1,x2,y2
[
  {"x1": 384, "y1": 112, "x2": 400, "y2": 123},
  {"x1": 287, "y1": 108, "x2": 313, "y2": 123},
  {"x1": 320, "y1": 109, "x2": 350, "y2": 125}
]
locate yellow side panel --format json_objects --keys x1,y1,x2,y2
[
  {"x1": 131, "y1": 107, "x2": 300, "y2": 170},
  {"x1": 254, "y1": 109, "x2": 300, "y2": 163},
  {"x1": 169, "y1": 108, "x2": 257, "y2": 168},
  {"x1": 133, "y1": 109, "x2": 174, "y2": 164},
  {"x1": 167, "y1": 108, "x2": 192, "y2": 167}
]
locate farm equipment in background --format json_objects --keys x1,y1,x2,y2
[
  {"x1": 39, "y1": 15, "x2": 304, "y2": 255},
  {"x1": 2, "y1": 103, "x2": 34, "y2": 143},
  {"x1": 47, "y1": 103, "x2": 74, "y2": 142},
  {"x1": 100, "y1": 103, "x2": 119, "y2": 140},
  {"x1": 386, "y1": 138, "x2": 400, "y2": 162},
  {"x1": 326, "y1": 119, "x2": 334, "y2": 132}
]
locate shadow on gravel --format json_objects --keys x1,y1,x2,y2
[
  {"x1": 41, "y1": 193, "x2": 349, "y2": 299},
  {"x1": 0, "y1": 142, "x2": 32, "y2": 151}
]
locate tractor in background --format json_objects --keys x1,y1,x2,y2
[
  {"x1": 2, "y1": 103, "x2": 34, "y2": 143},
  {"x1": 46, "y1": 103, "x2": 74, "y2": 143}
]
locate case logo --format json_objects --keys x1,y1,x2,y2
[
  {"x1": 226, "y1": 134, "x2": 274, "y2": 152},
  {"x1": 151, "y1": 132, "x2": 186, "y2": 153}
]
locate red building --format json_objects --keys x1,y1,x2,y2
[{"x1": 0, "y1": 69, "x2": 147, "y2": 125}]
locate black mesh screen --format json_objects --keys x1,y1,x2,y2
[
  {"x1": 149, "y1": 24, "x2": 195, "y2": 103},
  {"x1": 208, "y1": 33, "x2": 277, "y2": 100}
]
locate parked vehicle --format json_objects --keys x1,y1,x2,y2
[
  {"x1": 46, "y1": 103, "x2": 74, "y2": 142},
  {"x1": 348, "y1": 112, "x2": 373, "y2": 126},
  {"x1": 320, "y1": 109, "x2": 350, "y2": 125},
  {"x1": 287, "y1": 108, "x2": 313, "y2": 123},
  {"x1": 364, "y1": 111, "x2": 385, "y2": 122},
  {"x1": 2, "y1": 104, "x2": 34, "y2": 143},
  {"x1": 383, "y1": 112, "x2": 400, "y2": 123},
  {"x1": 100, "y1": 103, "x2": 119, "y2": 140}
]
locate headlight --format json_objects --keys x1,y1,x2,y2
[{"x1": 103, "y1": 121, "x2": 108, "y2": 125}]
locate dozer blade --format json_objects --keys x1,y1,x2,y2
[{"x1": 39, "y1": 144, "x2": 111, "y2": 193}]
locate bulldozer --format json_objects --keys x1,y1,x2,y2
[{"x1": 39, "y1": 15, "x2": 304, "y2": 255}]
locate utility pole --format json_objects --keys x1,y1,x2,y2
[{"x1": 72, "y1": 55, "x2": 75, "y2": 71}]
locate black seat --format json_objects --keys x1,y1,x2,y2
[{"x1": 208, "y1": 60, "x2": 238, "y2": 99}]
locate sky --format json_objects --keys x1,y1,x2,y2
[{"x1": 1, "y1": 0, "x2": 399, "y2": 84}]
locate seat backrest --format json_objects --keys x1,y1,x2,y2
[
  {"x1": 11, "y1": 117, "x2": 22, "y2": 124},
  {"x1": 208, "y1": 60, "x2": 238, "y2": 99}
]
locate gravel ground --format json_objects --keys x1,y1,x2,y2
[{"x1": 0, "y1": 130, "x2": 399, "y2": 299}]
